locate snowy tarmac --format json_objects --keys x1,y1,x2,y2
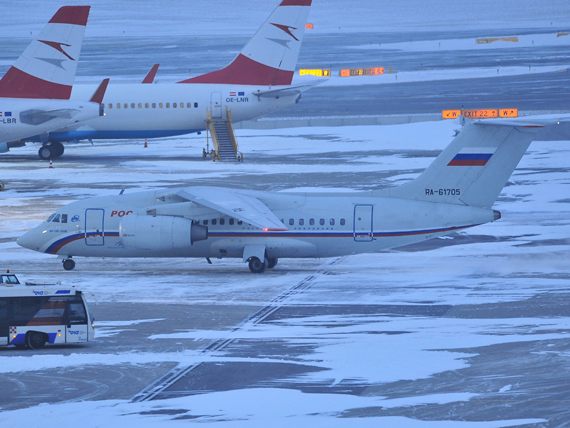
[{"x1": 2, "y1": 0, "x2": 570, "y2": 426}]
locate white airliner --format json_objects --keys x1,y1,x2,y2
[
  {"x1": 18, "y1": 117, "x2": 562, "y2": 272},
  {"x1": 30, "y1": 0, "x2": 315, "y2": 160},
  {"x1": 0, "y1": 6, "x2": 107, "y2": 156}
]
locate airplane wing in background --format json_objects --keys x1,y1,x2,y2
[{"x1": 177, "y1": 187, "x2": 288, "y2": 231}]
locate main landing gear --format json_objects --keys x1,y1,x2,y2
[
  {"x1": 247, "y1": 257, "x2": 278, "y2": 273},
  {"x1": 38, "y1": 141, "x2": 65, "y2": 160},
  {"x1": 62, "y1": 257, "x2": 75, "y2": 271}
]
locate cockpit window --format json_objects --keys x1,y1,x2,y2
[
  {"x1": 61, "y1": 214, "x2": 68, "y2": 224},
  {"x1": 52, "y1": 214, "x2": 60, "y2": 223},
  {"x1": 47, "y1": 214, "x2": 56, "y2": 222}
]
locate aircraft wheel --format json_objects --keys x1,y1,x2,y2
[
  {"x1": 267, "y1": 258, "x2": 278, "y2": 269},
  {"x1": 248, "y1": 257, "x2": 267, "y2": 274},
  {"x1": 50, "y1": 142, "x2": 65, "y2": 158},
  {"x1": 63, "y1": 258, "x2": 76, "y2": 271},
  {"x1": 38, "y1": 145, "x2": 53, "y2": 160},
  {"x1": 26, "y1": 331, "x2": 47, "y2": 350}
]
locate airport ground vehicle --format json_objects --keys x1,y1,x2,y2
[{"x1": 0, "y1": 274, "x2": 95, "y2": 349}]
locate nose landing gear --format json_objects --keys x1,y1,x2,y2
[{"x1": 62, "y1": 257, "x2": 75, "y2": 271}]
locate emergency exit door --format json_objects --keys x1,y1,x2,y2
[
  {"x1": 353, "y1": 204, "x2": 373, "y2": 242},
  {"x1": 85, "y1": 209, "x2": 104, "y2": 246}
]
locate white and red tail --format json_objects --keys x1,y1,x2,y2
[
  {"x1": 0, "y1": 6, "x2": 90, "y2": 100},
  {"x1": 180, "y1": 0, "x2": 311, "y2": 86}
]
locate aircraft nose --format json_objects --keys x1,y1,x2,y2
[{"x1": 17, "y1": 229, "x2": 42, "y2": 251}]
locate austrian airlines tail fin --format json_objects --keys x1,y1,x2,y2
[
  {"x1": 179, "y1": 0, "x2": 312, "y2": 86},
  {"x1": 0, "y1": 6, "x2": 90, "y2": 99},
  {"x1": 387, "y1": 118, "x2": 557, "y2": 208}
]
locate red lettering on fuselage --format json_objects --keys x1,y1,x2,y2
[{"x1": 110, "y1": 210, "x2": 133, "y2": 217}]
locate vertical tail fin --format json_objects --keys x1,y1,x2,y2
[
  {"x1": 386, "y1": 120, "x2": 549, "y2": 208},
  {"x1": 0, "y1": 6, "x2": 90, "y2": 99},
  {"x1": 179, "y1": 0, "x2": 312, "y2": 86}
]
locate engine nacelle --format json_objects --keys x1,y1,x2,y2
[{"x1": 119, "y1": 215, "x2": 208, "y2": 251}]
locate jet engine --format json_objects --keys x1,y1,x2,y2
[{"x1": 119, "y1": 215, "x2": 208, "y2": 251}]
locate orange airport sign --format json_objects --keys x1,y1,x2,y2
[
  {"x1": 305, "y1": 23, "x2": 314, "y2": 29},
  {"x1": 339, "y1": 67, "x2": 384, "y2": 77},
  {"x1": 442, "y1": 108, "x2": 519, "y2": 119},
  {"x1": 442, "y1": 110, "x2": 461, "y2": 119}
]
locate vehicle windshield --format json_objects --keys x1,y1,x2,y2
[{"x1": 1, "y1": 275, "x2": 20, "y2": 284}]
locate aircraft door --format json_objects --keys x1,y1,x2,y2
[
  {"x1": 353, "y1": 204, "x2": 373, "y2": 242},
  {"x1": 85, "y1": 208, "x2": 104, "y2": 246},
  {"x1": 211, "y1": 92, "x2": 223, "y2": 118}
]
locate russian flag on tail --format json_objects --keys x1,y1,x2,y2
[{"x1": 448, "y1": 147, "x2": 497, "y2": 166}]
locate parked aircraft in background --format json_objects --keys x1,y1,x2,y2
[
  {"x1": 18, "y1": 116, "x2": 563, "y2": 272},
  {"x1": 29, "y1": 0, "x2": 315, "y2": 160},
  {"x1": 0, "y1": 6, "x2": 107, "y2": 157}
]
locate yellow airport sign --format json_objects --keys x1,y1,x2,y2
[
  {"x1": 339, "y1": 67, "x2": 385, "y2": 77},
  {"x1": 461, "y1": 109, "x2": 498, "y2": 119},
  {"x1": 442, "y1": 110, "x2": 461, "y2": 119},
  {"x1": 299, "y1": 69, "x2": 331, "y2": 77},
  {"x1": 499, "y1": 108, "x2": 518, "y2": 117}
]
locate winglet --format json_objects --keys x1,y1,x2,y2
[
  {"x1": 142, "y1": 64, "x2": 160, "y2": 84},
  {"x1": 0, "y1": 6, "x2": 90, "y2": 99},
  {"x1": 89, "y1": 78, "x2": 110, "y2": 104},
  {"x1": 179, "y1": 0, "x2": 312, "y2": 86}
]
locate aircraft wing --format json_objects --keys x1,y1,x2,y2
[
  {"x1": 252, "y1": 80, "x2": 326, "y2": 99},
  {"x1": 19, "y1": 109, "x2": 79, "y2": 125},
  {"x1": 177, "y1": 187, "x2": 288, "y2": 231}
]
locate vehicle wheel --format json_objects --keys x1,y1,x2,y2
[
  {"x1": 248, "y1": 257, "x2": 267, "y2": 273},
  {"x1": 267, "y1": 258, "x2": 278, "y2": 269},
  {"x1": 63, "y1": 258, "x2": 76, "y2": 271},
  {"x1": 26, "y1": 331, "x2": 46, "y2": 350},
  {"x1": 50, "y1": 142, "x2": 64, "y2": 158},
  {"x1": 38, "y1": 145, "x2": 52, "y2": 160}
]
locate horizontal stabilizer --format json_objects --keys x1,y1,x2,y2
[
  {"x1": 20, "y1": 108, "x2": 79, "y2": 125},
  {"x1": 177, "y1": 187, "x2": 287, "y2": 230},
  {"x1": 253, "y1": 80, "x2": 325, "y2": 98}
]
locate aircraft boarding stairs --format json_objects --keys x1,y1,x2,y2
[{"x1": 204, "y1": 108, "x2": 243, "y2": 162}]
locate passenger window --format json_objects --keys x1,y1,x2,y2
[
  {"x1": 173, "y1": 103, "x2": 177, "y2": 108},
  {"x1": 238, "y1": 220, "x2": 243, "y2": 225},
  {"x1": 152, "y1": 103, "x2": 156, "y2": 108},
  {"x1": 166, "y1": 103, "x2": 170, "y2": 108},
  {"x1": 194, "y1": 102, "x2": 198, "y2": 108},
  {"x1": 299, "y1": 219, "x2": 304, "y2": 226},
  {"x1": 203, "y1": 220, "x2": 208, "y2": 225},
  {"x1": 309, "y1": 218, "x2": 314, "y2": 225},
  {"x1": 108, "y1": 103, "x2": 112, "y2": 109},
  {"x1": 319, "y1": 219, "x2": 325, "y2": 226},
  {"x1": 229, "y1": 218, "x2": 234, "y2": 225},
  {"x1": 330, "y1": 219, "x2": 335, "y2": 226},
  {"x1": 61, "y1": 214, "x2": 68, "y2": 224},
  {"x1": 53, "y1": 214, "x2": 60, "y2": 223},
  {"x1": 220, "y1": 218, "x2": 225, "y2": 225},
  {"x1": 289, "y1": 219, "x2": 294, "y2": 226},
  {"x1": 212, "y1": 219, "x2": 217, "y2": 225},
  {"x1": 145, "y1": 103, "x2": 149, "y2": 108},
  {"x1": 340, "y1": 218, "x2": 345, "y2": 226},
  {"x1": 159, "y1": 103, "x2": 163, "y2": 108},
  {"x1": 138, "y1": 103, "x2": 142, "y2": 108},
  {"x1": 130, "y1": 103, "x2": 135, "y2": 109},
  {"x1": 180, "y1": 102, "x2": 184, "y2": 108},
  {"x1": 124, "y1": 103, "x2": 128, "y2": 109},
  {"x1": 117, "y1": 103, "x2": 121, "y2": 109}
]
